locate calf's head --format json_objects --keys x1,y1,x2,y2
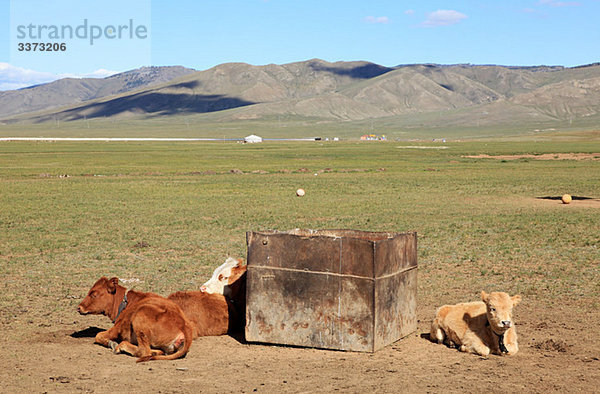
[
  {"x1": 481, "y1": 291, "x2": 521, "y2": 334},
  {"x1": 77, "y1": 276, "x2": 120, "y2": 315},
  {"x1": 200, "y1": 257, "x2": 246, "y2": 297}
]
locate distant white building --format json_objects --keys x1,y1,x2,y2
[{"x1": 244, "y1": 134, "x2": 263, "y2": 143}]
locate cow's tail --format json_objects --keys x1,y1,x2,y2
[{"x1": 136, "y1": 322, "x2": 193, "y2": 362}]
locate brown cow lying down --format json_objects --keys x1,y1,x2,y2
[
  {"x1": 430, "y1": 291, "x2": 521, "y2": 357},
  {"x1": 168, "y1": 257, "x2": 248, "y2": 337},
  {"x1": 200, "y1": 257, "x2": 247, "y2": 322},
  {"x1": 200, "y1": 257, "x2": 247, "y2": 300},
  {"x1": 78, "y1": 277, "x2": 193, "y2": 362},
  {"x1": 166, "y1": 291, "x2": 232, "y2": 338}
]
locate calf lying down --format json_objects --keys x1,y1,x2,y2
[
  {"x1": 78, "y1": 258, "x2": 245, "y2": 361},
  {"x1": 430, "y1": 291, "x2": 521, "y2": 356},
  {"x1": 170, "y1": 257, "x2": 247, "y2": 337},
  {"x1": 78, "y1": 277, "x2": 193, "y2": 362},
  {"x1": 200, "y1": 257, "x2": 246, "y2": 299}
]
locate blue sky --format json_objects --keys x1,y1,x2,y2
[{"x1": 1, "y1": 0, "x2": 599, "y2": 90}]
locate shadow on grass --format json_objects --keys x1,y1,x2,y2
[{"x1": 537, "y1": 196, "x2": 594, "y2": 201}]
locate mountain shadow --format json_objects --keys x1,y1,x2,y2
[
  {"x1": 168, "y1": 80, "x2": 202, "y2": 89},
  {"x1": 309, "y1": 62, "x2": 394, "y2": 79},
  {"x1": 52, "y1": 90, "x2": 254, "y2": 121}
]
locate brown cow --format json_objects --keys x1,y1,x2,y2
[
  {"x1": 166, "y1": 258, "x2": 247, "y2": 336},
  {"x1": 200, "y1": 257, "x2": 246, "y2": 299},
  {"x1": 167, "y1": 291, "x2": 233, "y2": 338},
  {"x1": 200, "y1": 258, "x2": 246, "y2": 304},
  {"x1": 430, "y1": 291, "x2": 521, "y2": 357},
  {"x1": 199, "y1": 257, "x2": 247, "y2": 327},
  {"x1": 78, "y1": 277, "x2": 193, "y2": 362}
]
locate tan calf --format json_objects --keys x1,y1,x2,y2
[{"x1": 430, "y1": 291, "x2": 521, "y2": 357}]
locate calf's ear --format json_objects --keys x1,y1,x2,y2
[
  {"x1": 480, "y1": 290, "x2": 489, "y2": 303},
  {"x1": 107, "y1": 277, "x2": 119, "y2": 294},
  {"x1": 511, "y1": 295, "x2": 522, "y2": 306}
]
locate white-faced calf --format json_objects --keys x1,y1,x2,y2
[{"x1": 200, "y1": 257, "x2": 246, "y2": 298}]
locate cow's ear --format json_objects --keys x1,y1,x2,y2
[
  {"x1": 107, "y1": 277, "x2": 119, "y2": 294},
  {"x1": 511, "y1": 295, "x2": 522, "y2": 306},
  {"x1": 480, "y1": 291, "x2": 489, "y2": 303}
]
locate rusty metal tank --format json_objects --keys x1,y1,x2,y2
[{"x1": 245, "y1": 229, "x2": 417, "y2": 352}]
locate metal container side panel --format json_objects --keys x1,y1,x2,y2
[
  {"x1": 246, "y1": 231, "x2": 375, "y2": 278},
  {"x1": 285, "y1": 229, "x2": 398, "y2": 241},
  {"x1": 373, "y1": 232, "x2": 417, "y2": 278},
  {"x1": 373, "y1": 268, "x2": 418, "y2": 351},
  {"x1": 245, "y1": 266, "x2": 375, "y2": 352}
]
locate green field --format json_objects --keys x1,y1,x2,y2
[
  {"x1": 1, "y1": 140, "x2": 599, "y2": 333},
  {"x1": 2, "y1": 111, "x2": 600, "y2": 141}
]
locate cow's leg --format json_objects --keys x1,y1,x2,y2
[
  {"x1": 94, "y1": 324, "x2": 122, "y2": 348},
  {"x1": 128, "y1": 326, "x2": 165, "y2": 360},
  {"x1": 463, "y1": 340, "x2": 490, "y2": 357},
  {"x1": 503, "y1": 328, "x2": 519, "y2": 355},
  {"x1": 430, "y1": 319, "x2": 445, "y2": 344},
  {"x1": 472, "y1": 343, "x2": 491, "y2": 357},
  {"x1": 114, "y1": 340, "x2": 139, "y2": 356},
  {"x1": 504, "y1": 342, "x2": 518, "y2": 355},
  {"x1": 460, "y1": 332, "x2": 490, "y2": 356},
  {"x1": 114, "y1": 340, "x2": 164, "y2": 357},
  {"x1": 445, "y1": 338, "x2": 457, "y2": 348},
  {"x1": 114, "y1": 340, "x2": 162, "y2": 357}
]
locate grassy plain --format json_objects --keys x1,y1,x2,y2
[
  {"x1": 3, "y1": 110, "x2": 600, "y2": 141},
  {"x1": 1, "y1": 140, "x2": 598, "y2": 311},
  {"x1": 1, "y1": 139, "x2": 599, "y2": 392}
]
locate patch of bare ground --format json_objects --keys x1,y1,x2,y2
[
  {"x1": 534, "y1": 339, "x2": 570, "y2": 353},
  {"x1": 463, "y1": 153, "x2": 600, "y2": 160},
  {"x1": 1, "y1": 301, "x2": 598, "y2": 393}
]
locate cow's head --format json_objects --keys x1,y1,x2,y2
[
  {"x1": 481, "y1": 291, "x2": 521, "y2": 334},
  {"x1": 77, "y1": 276, "x2": 120, "y2": 316},
  {"x1": 200, "y1": 257, "x2": 246, "y2": 297}
]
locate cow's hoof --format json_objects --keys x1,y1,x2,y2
[{"x1": 108, "y1": 340, "x2": 118, "y2": 353}]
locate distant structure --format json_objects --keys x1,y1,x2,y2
[
  {"x1": 244, "y1": 134, "x2": 263, "y2": 143},
  {"x1": 360, "y1": 134, "x2": 387, "y2": 141}
]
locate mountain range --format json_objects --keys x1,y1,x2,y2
[
  {"x1": 2, "y1": 59, "x2": 600, "y2": 134},
  {"x1": 0, "y1": 66, "x2": 195, "y2": 119}
]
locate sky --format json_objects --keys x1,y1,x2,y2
[{"x1": 1, "y1": 0, "x2": 599, "y2": 90}]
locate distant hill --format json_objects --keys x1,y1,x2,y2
[
  {"x1": 3, "y1": 59, "x2": 600, "y2": 134},
  {"x1": 0, "y1": 66, "x2": 196, "y2": 118}
]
